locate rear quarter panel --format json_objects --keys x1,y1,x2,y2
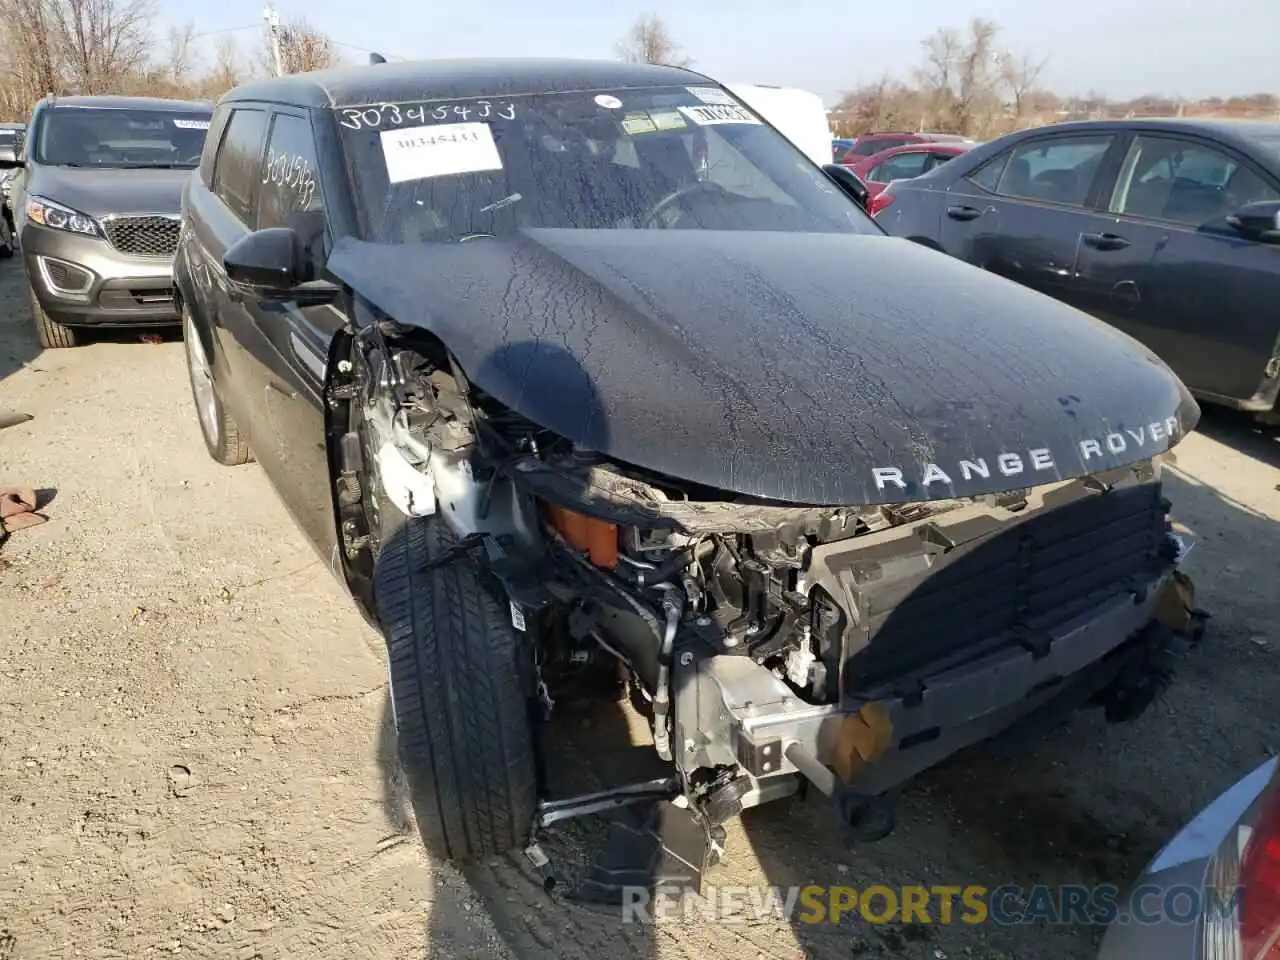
[{"x1": 874, "y1": 177, "x2": 947, "y2": 248}]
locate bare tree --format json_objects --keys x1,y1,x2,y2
[
  {"x1": 162, "y1": 22, "x2": 195, "y2": 87},
  {"x1": 195, "y1": 35, "x2": 246, "y2": 98},
  {"x1": 262, "y1": 17, "x2": 340, "y2": 76},
  {"x1": 915, "y1": 17, "x2": 1004, "y2": 136},
  {"x1": 834, "y1": 77, "x2": 925, "y2": 135},
  {"x1": 53, "y1": 0, "x2": 156, "y2": 93},
  {"x1": 614, "y1": 13, "x2": 691, "y2": 68},
  {"x1": 998, "y1": 50, "x2": 1047, "y2": 120},
  {"x1": 0, "y1": 0, "x2": 62, "y2": 114}
]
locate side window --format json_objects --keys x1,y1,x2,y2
[
  {"x1": 1108, "y1": 135, "x2": 1280, "y2": 226},
  {"x1": 212, "y1": 107, "x2": 268, "y2": 226},
  {"x1": 199, "y1": 106, "x2": 231, "y2": 187},
  {"x1": 994, "y1": 135, "x2": 1115, "y2": 207},
  {"x1": 257, "y1": 111, "x2": 327, "y2": 273},
  {"x1": 870, "y1": 151, "x2": 930, "y2": 182},
  {"x1": 927, "y1": 152, "x2": 959, "y2": 171},
  {"x1": 856, "y1": 137, "x2": 906, "y2": 156},
  {"x1": 966, "y1": 152, "x2": 1009, "y2": 192}
]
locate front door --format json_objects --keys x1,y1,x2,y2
[
  {"x1": 938, "y1": 131, "x2": 1124, "y2": 306},
  {"x1": 244, "y1": 108, "x2": 345, "y2": 559},
  {"x1": 195, "y1": 105, "x2": 271, "y2": 446}
]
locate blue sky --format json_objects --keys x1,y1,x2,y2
[{"x1": 169, "y1": 0, "x2": 1280, "y2": 105}]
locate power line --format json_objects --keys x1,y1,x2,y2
[{"x1": 189, "y1": 24, "x2": 262, "y2": 41}]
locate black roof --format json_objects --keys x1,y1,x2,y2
[
  {"x1": 224, "y1": 57, "x2": 713, "y2": 110},
  {"x1": 35, "y1": 94, "x2": 213, "y2": 112},
  {"x1": 1007, "y1": 116, "x2": 1280, "y2": 153}
]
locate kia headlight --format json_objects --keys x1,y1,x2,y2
[{"x1": 27, "y1": 196, "x2": 101, "y2": 237}]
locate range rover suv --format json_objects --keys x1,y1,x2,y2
[{"x1": 10, "y1": 95, "x2": 213, "y2": 348}]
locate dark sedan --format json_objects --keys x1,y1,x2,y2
[{"x1": 874, "y1": 119, "x2": 1280, "y2": 418}]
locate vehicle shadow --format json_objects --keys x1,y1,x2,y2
[
  {"x1": 1193, "y1": 405, "x2": 1280, "y2": 468},
  {"x1": 0, "y1": 255, "x2": 40, "y2": 384}
]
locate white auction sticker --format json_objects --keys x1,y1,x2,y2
[
  {"x1": 678, "y1": 104, "x2": 761, "y2": 126},
  {"x1": 687, "y1": 86, "x2": 736, "y2": 106},
  {"x1": 380, "y1": 122, "x2": 503, "y2": 184},
  {"x1": 173, "y1": 118, "x2": 210, "y2": 130},
  {"x1": 594, "y1": 94, "x2": 623, "y2": 109}
]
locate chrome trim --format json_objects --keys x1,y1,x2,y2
[
  {"x1": 36, "y1": 255, "x2": 94, "y2": 298},
  {"x1": 99, "y1": 212, "x2": 182, "y2": 259}
]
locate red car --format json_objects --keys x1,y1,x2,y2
[
  {"x1": 835, "y1": 131, "x2": 973, "y2": 164},
  {"x1": 849, "y1": 142, "x2": 975, "y2": 201}
]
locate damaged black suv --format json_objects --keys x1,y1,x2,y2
[{"x1": 175, "y1": 57, "x2": 1204, "y2": 895}]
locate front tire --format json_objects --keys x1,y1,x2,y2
[
  {"x1": 373, "y1": 508, "x2": 538, "y2": 860},
  {"x1": 182, "y1": 306, "x2": 251, "y2": 465},
  {"x1": 30, "y1": 285, "x2": 78, "y2": 348}
]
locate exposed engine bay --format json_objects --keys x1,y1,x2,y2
[{"x1": 329, "y1": 324, "x2": 1201, "y2": 895}]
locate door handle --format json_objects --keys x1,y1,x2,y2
[
  {"x1": 1081, "y1": 232, "x2": 1131, "y2": 251},
  {"x1": 946, "y1": 205, "x2": 982, "y2": 222}
]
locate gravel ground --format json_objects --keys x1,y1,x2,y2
[{"x1": 0, "y1": 251, "x2": 1277, "y2": 960}]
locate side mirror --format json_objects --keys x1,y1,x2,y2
[
  {"x1": 822, "y1": 163, "x2": 869, "y2": 209},
  {"x1": 1226, "y1": 200, "x2": 1280, "y2": 243},
  {"x1": 224, "y1": 227, "x2": 302, "y2": 296}
]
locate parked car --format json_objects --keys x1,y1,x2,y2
[
  {"x1": 175, "y1": 57, "x2": 1201, "y2": 898},
  {"x1": 1098, "y1": 754, "x2": 1279, "y2": 959},
  {"x1": 873, "y1": 118, "x2": 1280, "y2": 419},
  {"x1": 838, "y1": 131, "x2": 974, "y2": 163},
  {"x1": 9, "y1": 94, "x2": 213, "y2": 348},
  {"x1": 725, "y1": 83, "x2": 832, "y2": 167},
  {"x1": 846, "y1": 141, "x2": 975, "y2": 199},
  {"x1": 0, "y1": 121, "x2": 24, "y2": 165}
]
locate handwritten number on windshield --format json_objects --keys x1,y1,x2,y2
[{"x1": 337, "y1": 100, "x2": 516, "y2": 131}]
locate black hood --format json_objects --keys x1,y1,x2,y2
[
  {"x1": 27, "y1": 165, "x2": 191, "y2": 218},
  {"x1": 328, "y1": 230, "x2": 1199, "y2": 506}
]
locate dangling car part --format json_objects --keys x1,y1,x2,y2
[{"x1": 171, "y1": 57, "x2": 1206, "y2": 900}]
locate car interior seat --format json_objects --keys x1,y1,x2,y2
[{"x1": 1002, "y1": 157, "x2": 1033, "y2": 198}]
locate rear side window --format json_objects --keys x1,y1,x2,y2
[
  {"x1": 869, "y1": 151, "x2": 930, "y2": 183},
  {"x1": 212, "y1": 107, "x2": 268, "y2": 226},
  {"x1": 199, "y1": 106, "x2": 231, "y2": 187},
  {"x1": 257, "y1": 112, "x2": 327, "y2": 274},
  {"x1": 966, "y1": 152, "x2": 1009, "y2": 192},
  {"x1": 855, "y1": 137, "x2": 909, "y2": 156},
  {"x1": 994, "y1": 135, "x2": 1114, "y2": 207}
]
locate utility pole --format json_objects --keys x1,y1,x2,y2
[{"x1": 263, "y1": 3, "x2": 284, "y2": 76}]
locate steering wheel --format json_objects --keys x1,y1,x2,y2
[{"x1": 640, "y1": 180, "x2": 728, "y2": 229}]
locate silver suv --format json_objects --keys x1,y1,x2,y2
[{"x1": 10, "y1": 95, "x2": 212, "y2": 348}]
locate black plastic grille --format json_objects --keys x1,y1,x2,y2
[
  {"x1": 103, "y1": 216, "x2": 180, "y2": 258},
  {"x1": 839, "y1": 481, "x2": 1171, "y2": 695}
]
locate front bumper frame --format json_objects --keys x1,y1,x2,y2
[
  {"x1": 20, "y1": 221, "x2": 178, "y2": 327},
  {"x1": 674, "y1": 565, "x2": 1179, "y2": 805}
]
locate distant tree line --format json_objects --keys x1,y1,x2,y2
[
  {"x1": 0, "y1": 0, "x2": 341, "y2": 120},
  {"x1": 829, "y1": 17, "x2": 1279, "y2": 138}
]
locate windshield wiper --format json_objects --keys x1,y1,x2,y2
[{"x1": 120, "y1": 162, "x2": 191, "y2": 169}]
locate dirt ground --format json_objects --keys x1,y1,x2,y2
[{"x1": 1, "y1": 250, "x2": 1278, "y2": 960}]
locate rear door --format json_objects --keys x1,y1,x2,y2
[
  {"x1": 1075, "y1": 132, "x2": 1280, "y2": 404},
  {"x1": 938, "y1": 131, "x2": 1124, "y2": 305},
  {"x1": 243, "y1": 107, "x2": 345, "y2": 557},
  {"x1": 190, "y1": 103, "x2": 270, "y2": 442}
]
